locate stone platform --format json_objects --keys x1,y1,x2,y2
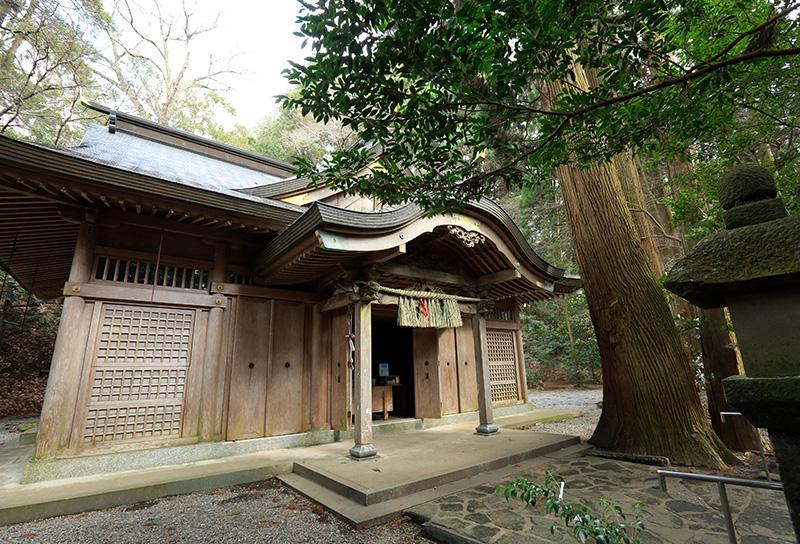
[
  {"x1": 278, "y1": 420, "x2": 580, "y2": 527},
  {"x1": 0, "y1": 406, "x2": 579, "y2": 526},
  {"x1": 289, "y1": 426, "x2": 577, "y2": 507}
]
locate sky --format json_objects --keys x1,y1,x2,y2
[{"x1": 186, "y1": 0, "x2": 307, "y2": 128}]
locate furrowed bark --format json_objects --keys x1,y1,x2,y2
[{"x1": 543, "y1": 68, "x2": 736, "y2": 467}]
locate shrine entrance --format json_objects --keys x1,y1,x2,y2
[{"x1": 371, "y1": 309, "x2": 415, "y2": 419}]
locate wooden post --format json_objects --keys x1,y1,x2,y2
[
  {"x1": 349, "y1": 300, "x2": 377, "y2": 458},
  {"x1": 36, "y1": 220, "x2": 97, "y2": 459},
  {"x1": 310, "y1": 304, "x2": 330, "y2": 429},
  {"x1": 200, "y1": 243, "x2": 227, "y2": 441},
  {"x1": 512, "y1": 300, "x2": 529, "y2": 403},
  {"x1": 473, "y1": 313, "x2": 498, "y2": 435}
]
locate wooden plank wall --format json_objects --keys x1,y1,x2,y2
[{"x1": 455, "y1": 317, "x2": 479, "y2": 412}]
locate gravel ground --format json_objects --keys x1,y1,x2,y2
[
  {"x1": 0, "y1": 480, "x2": 430, "y2": 544},
  {"x1": 526, "y1": 386, "x2": 602, "y2": 441},
  {"x1": 0, "y1": 415, "x2": 38, "y2": 447}
]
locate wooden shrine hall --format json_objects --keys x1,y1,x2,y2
[{"x1": 0, "y1": 104, "x2": 580, "y2": 462}]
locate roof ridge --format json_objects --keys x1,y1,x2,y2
[{"x1": 84, "y1": 102, "x2": 298, "y2": 177}]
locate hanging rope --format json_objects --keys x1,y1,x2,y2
[
  {"x1": 363, "y1": 281, "x2": 480, "y2": 329},
  {"x1": 369, "y1": 282, "x2": 481, "y2": 302}
]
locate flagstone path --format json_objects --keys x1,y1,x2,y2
[{"x1": 406, "y1": 452, "x2": 793, "y2": 544}]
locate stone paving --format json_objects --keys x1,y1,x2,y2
[{"x1": 406, "y1": 453, "x2": 793, "y2": 544}]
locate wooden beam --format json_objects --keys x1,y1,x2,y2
[
  {"x1": 359, "y1": 244, "x2": 407, "y2": 265},
  {"x1": 63, "y1": 282, "x2": 227, "y2": 308},
  {"x1": 374, "y1": 293, "x2": 476, "y2": 315},
  {"x1": 96, "y1": 208, "x2": 268, "y2": 245},
  {"x1": 349, "y1": 300, "x2": 377, "y2": 458},
  {"x1": 320, "y1": 291, "x2": 359, "y2": 313},
  {"x1": 378, "y1": 263, "x2": 474, "y2": 287},
  {"x1": 476, "y1": 269, "x2": 522, "y2": 288},
  {"x1": 216, "y1": 283, "x2": 318, "y2": 303},
  {"x1": 485, "y1": 320, "x2": 520, "y2": 331}
]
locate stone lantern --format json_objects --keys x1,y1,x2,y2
[{"x1": 664, "y1": 164, "x2": 800, "y2": 539}]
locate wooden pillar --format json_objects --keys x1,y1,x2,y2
[
  {"x1": 512, "y1": 300, "x2": 529, "y2": 403},
  {"x1": 310, "y1": 304, "x2": 331, "y2": 429},
  {"x1": 200, "y1": 243, "x2": 227, "y2": 441},
  {"x1": 36, "y1": 220, "x2": 96, "y2": 459},
  {"x1": 473, "y1": 313, "x2": 498, "y2": 435},
  {"x1": 349, "y1": 300, "x2": 377, "y2": 458}
]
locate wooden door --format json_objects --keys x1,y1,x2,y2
[
  {"x1": 413, "y1": 328, "x2": 442, "y2": 418},
  {"x1": 455, "y1": 318, "x2": 479, "y2": 412},
  {"x1": 266, "y1": 300, "x2": 306, "y2": 436},
  {"x1": 438, "y1": 328, "x2": 460, "y2": 415},
  {"x1": 226, "y1": 298, "x2": 271, "y2": 440}
]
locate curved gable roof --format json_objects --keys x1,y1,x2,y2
[{"x1": 255, "y1": 199, "x2": 580, "y2": 300}]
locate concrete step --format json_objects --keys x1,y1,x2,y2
[
  {"x1": 280, "y1": 442, "x2": 590, "y2": 528},
  {"x1": 292, "y1": 434, "x2": 580, "y2": 506}
]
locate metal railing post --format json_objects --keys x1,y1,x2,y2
[
  {"x1": 656, "y1": 470, "x2": 784, "y2": 544},
  {"x1": 717, "y1": 481, "x2": 737, "y2": 544}
]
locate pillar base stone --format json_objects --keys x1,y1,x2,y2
[
  {"x1": 349, "y1": 443, "x2": 378, "y2": 459},
  {"x1": 475, "y1": 423, "x2": 499, "y2": 435}
]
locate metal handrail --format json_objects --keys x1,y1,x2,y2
[{"x1": 657, "y1": 469, "x2": 783, "y2": 544}]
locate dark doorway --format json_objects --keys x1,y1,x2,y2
[{"x1": 371, "y1": 310, "x2": 415, "y2": 418}]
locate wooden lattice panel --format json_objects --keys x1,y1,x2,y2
[
  {"x1": 90, "y1": 368, "x2": 187, "y2": 402},
  {"x1": 83, "y1": 304, "x2": 194, "y2": 445},
  {"x1": 95, "y1": 306, "x2": 193, "y2": 366},
  {"x1": 83, "y1": 403, "x2": 184, "y2": 442},
  {"x1": 486, "y1": 329, "x2": 520, "y2": 403}
]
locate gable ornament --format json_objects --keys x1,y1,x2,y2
[{"x1": 447, "y1": 225, "x2": 485, "y2": 247}]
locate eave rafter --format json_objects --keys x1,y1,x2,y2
[{"x1": 0, "y1": 169, "x2": 278, "y2": 237}]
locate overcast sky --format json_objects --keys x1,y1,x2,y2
[{"x1": 195, "y1": 0, "x2": 306, "y2": 127}]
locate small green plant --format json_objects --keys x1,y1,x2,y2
[{"x1": 498, "y1": 472, "x2": 648, "y2": 544}]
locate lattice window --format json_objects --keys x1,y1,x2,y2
[
  {"x1": 487, "y1": 308, "x2": 514, "y2": 321},
  {"x1": 486, "y1": 329, "x2": 521, "y2": 403},
  {"x1": 83, "y1": 304, "x2": 194, "y2": 445},
  {"x1": 94, "y1": 254, "x2": 209, "y2": 290}
]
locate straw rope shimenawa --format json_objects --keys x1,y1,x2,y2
[{"x1": 367, "y1": 282, "x2": 481, "y2": 328}]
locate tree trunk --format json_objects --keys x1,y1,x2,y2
[
  {"x1": 612, "y1": 152, "x2": 664, "y2": 278},
  {"x1": 700, "y1": 308, "x2": 762, "y2": 451},
  {"x1": 543, "y1": 69, "x2": 735, "y2": 468}
]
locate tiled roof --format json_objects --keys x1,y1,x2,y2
[{"x1": 70, "y1": 124, "x2": 288, "y2": 196}]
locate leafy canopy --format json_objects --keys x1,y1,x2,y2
[{"x1": 283, "y1": 0, "x2": 800, "y2": 211}]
